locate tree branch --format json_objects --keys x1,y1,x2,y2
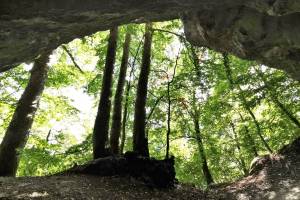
[{"x1": 62, "y1": 45, "x2": 84, "y2": 74}]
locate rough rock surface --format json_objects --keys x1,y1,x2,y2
[
  {"x1": 183, "y1": 7, "x2": 300, "y2": 80},
  {"x1": 1, "y1": 0, "x2": 300, "y2": 79}
]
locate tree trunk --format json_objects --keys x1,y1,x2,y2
[
  {"x1": 60, "y1": 154, "x2": 176, "y2": 188},
  {"x1": 0, "y1": 52, "x2": 50, "y2": 176},
  {"x1": 247, "y1": 107, "x2": 273, "y2": 153},
  {"x1": 93, "y1": 27, "x2": 118, "y2": 159},
  {"x1": 119, "y1": 38, "x2": 143, "y2": 154},
  {"x1": 255, "y1": 68, "x2": 300, "y2": 129},
  {"x1": 165, "y1": 55, "x2": 179, "y2": 159},
  {"x1": 238, "y1": 113, "x2": 259, "y2": 157},
  {"x1": 223, "y1": 54, "x2": 273, "y2": 154},
  {"x1": 272, "y1": 97, "x2": 300, "y2": 128},
  {"x1": 120, "y1": 80, "x2": 130, "y2": 155},
  {"x1": 189, "y1": 91, "x2": 214, "y2": 185},
  {"x1": 193, "y1": 114, "x2": 214, "y2": 185},
  {"x1": 166, "y1": 82, "x2": 171, "y2": 159},
  {"x1": 110, "y1": 33, "x2": 131, "y2": 155},
  {"x1": 133, "y1": 23, "x2": 153, "y2": 157},
  {"x1": 120, "y1": 97, "x2": 128, "y2": 154},
  {"x1": 230, "y1": 122, "x2": 248, "y2": 175}
]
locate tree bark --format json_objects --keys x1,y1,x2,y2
[
  {"x1": 119, "y1": 38, "x2": 143, "y2": 154},
  {"x1": 110, "y1": 33, "x2": 131, "y2": 155},
  {"x1": 133, "y1": 23, "x2": 153, "y2": 157},
  {"x1": 0, "y1": 52, "x2": 50, "y2": 176},
  {"x1": 187, "y1": 90, "x2": 214, "y2": 185},
  {"x1": 193, "y1": 112, "x2": 214, "y2": 185},
  {"x1": 93, "y1": 27, "x2": 118, "y2": 159},
  {"x1": 120, "y1": 77, "x2": 131, "y2": 155},
  {"x1": 166, "y1": 81, "x2": 172, "y2": 159},
  {"x1": 165, "y1": 53, "x2": 179, "y2": 159},
  {"x1": 120, "y1": 96, "x2": 128, "y2": 154}
]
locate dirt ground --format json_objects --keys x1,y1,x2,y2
[
  {"x1": 0, "y1": 138, "x2": 299, "y2": 200},
  {"x1": 209, "y1": 137, "x2": 300, "y2": 200},
  {"x1": 0, "y1": 175, "x2": 205, "y2": 200}
]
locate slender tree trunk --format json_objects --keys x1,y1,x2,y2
[
  {"x1": 230, "y1": 122, "x2": 248, "y2": 175},
  {"x1": 146, "y1": 95, "x2": 164, "y2": 126},
  {"x1": 120, "y1": 83, "x2": 130, "y2": 155},
  {"x1": 165, "y1": 57, "x2": 179, "y2": 159},
  {"x1": 189, "y1": 91, "x2": 214, "y2": 185},
  {"x1": 120, "y1": 98, "x2": 128, "y2": 154},
  {"x1": 255, "y1": 68, "x2": 300, "y2": 128},
  {"x1": 272, "y1": 97, "x2": 300, "y2": 128},
  {"x1": 145, "y1": 95, "x2": 164, "y2": 142},
  {"x1": 0, "y1": 52, "x2": 50, "y2": 176},
  {"x1": 238, "y1": 113, "x2": 259, "y2": 157},
  {"x1": 119, "y1": 38, "x2": 143, "y2": 154},
  {"x1": 186, "y1": 44, "x2": 213, "y2": 184},
  {"x1": 166, "y1": 82, "x2": 171, "y2": 159},
  {"x1": 93, "y1": 27, "x2": 118, "y2": 159},
  {"x1": 46, "y1": 129, "x2": 52, "y2": 143},
  {"x1": 110, "y1": 33, "x2": 131, "y2": 154},
  {"x1": 223, "y1": 54, "x2": 273, "y2": 154},
  {"x1": 247, "y1": 107, "x2": 273, "y2": 153},
  {"x1": 244, "y1": 126, "x2": 259, "y2": 157},
  {"x1": 133, "y1": 23, "x2": 153, "y2": 157},
  {"x1": 190, "y1": 45, "x2": 203, "y2": 86},
  {"x1": 193, "y1": 113, "x2": 214, "y2": 185}
]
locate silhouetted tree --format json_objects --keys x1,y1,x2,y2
[
  {"x1": 120, "y1": 38, "x2": 143, "y2": 154},
  {"x1": 0, "y1": 52, "x2": 50, "y2": 176},
  {"x1": 133, "y1": 23, "x2": 153, "y2": 157},
  {"x1": 191, "y1": 93, "x2": 214, "y2": 185},
  {"x1": 93, "y1": 27, "x2": 118, "y2": 159},
  {"x1": 110, "y1": 32, "x2": 131, "y2": 154}
]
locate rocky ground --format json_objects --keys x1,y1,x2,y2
[{"x1": 0, "y1": 138, "x2": 299, "y2": 200}]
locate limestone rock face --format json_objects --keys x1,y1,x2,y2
[
  {"x1": 1, "y1": 0, "x2": 300, "y2": 79},
  {"x1": 183, "y1": 7, "x2": 300, "y2": 80}
]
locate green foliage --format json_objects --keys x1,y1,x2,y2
[
  {"x1": 18, "y1": 134, "x2": 92, "y2": 176},
  {"x1": 0, "y1": 65, "x2": 30, "y2": 135}
]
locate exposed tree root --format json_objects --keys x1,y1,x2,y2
[{"x1": 59, "y1": 152, "x2": 176, "y2": 188}]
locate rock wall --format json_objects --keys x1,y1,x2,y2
[
  {"x1": 1, "y1": 0, "x2": 300, "y2": 79},
  {"x1": 183, "y1": 6, "x2": 300, "y2": 80}
]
